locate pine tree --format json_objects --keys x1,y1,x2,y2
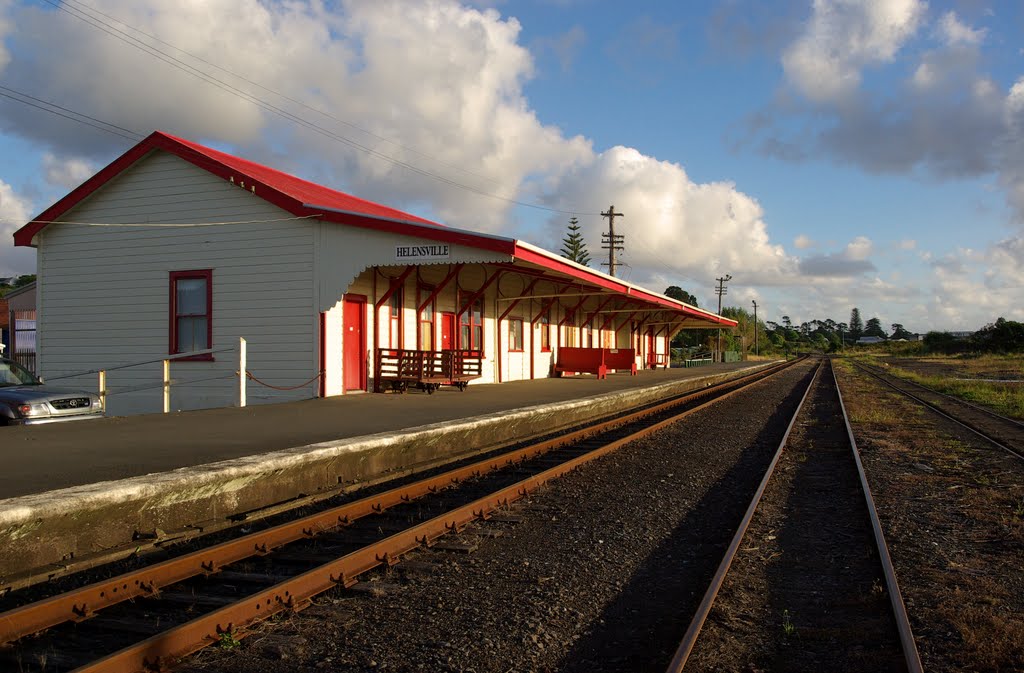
[
  {"x1": 849, "y1": 308, "x2": 864, "y2": 339},
  {"x1": 560, "y1": 217, "x2": 591, "y2": 266}
]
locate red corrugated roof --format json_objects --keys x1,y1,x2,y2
[
  {"x1": 161, "y1": 132, "x2": 443, "y2": 227},
  {"x1": 14, "y1": 130, "x2": 445, "y2": 246},
  {"x1": 13, "y1": 132, "x2": 736, "y2": 328}
]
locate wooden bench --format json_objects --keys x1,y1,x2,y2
[
  {"x1": 375, "y1": 349, "x2": 483, "y2": 393},
  {"x1": 553, "y1": 347, "x2": 636, "y2": 379}
]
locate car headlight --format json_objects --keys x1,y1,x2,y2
[
  {"x1": 17, "y1": 403, "x2": 51, "y2": 418},
  {"x1": 90, "y1": 396, "x2": 103, "y2": 409}
]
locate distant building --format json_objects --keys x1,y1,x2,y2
[{"x1": 856, "y1": 336, "x2": 885, "y2": 345}]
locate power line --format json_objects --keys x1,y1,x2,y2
[
  {"x1": 61, "y1": 0, "x2": 513, "y2": 195},
  {"x1": 41, "y1": 0, "x2": 602, "y2": 217},
  {"x1": 0, "y1": 86, "x2": 142, "y2": 142}
]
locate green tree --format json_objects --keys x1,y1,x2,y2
[
  {"x1": 560, "y1": 217, "x2": 591, "y2": 266},
  {"x1": 972, "y1": 317, "x2": 1024, "y2": 352},
  {"x1": 891, "y1": 323, "x2": 913, "y2": 340},
  {"x1": 849, "y1": 308, "x2": 864, "y2": 340},
  {"x1": 864, "y1": 317, "x2": 886, "y2": 338},
  {"x1": 664, "y1": 285, "x2": 698, "y2": 307}
]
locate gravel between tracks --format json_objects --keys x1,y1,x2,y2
[{"x1": 180, "y1": 360, "x2": 816, "y2": 673}]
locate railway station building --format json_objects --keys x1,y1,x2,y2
[{"x1": 14, "y1": 131, "x2": 736, "y2": 415}]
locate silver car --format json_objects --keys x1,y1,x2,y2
[{"x1": 0, "y1": 358, "x2": 104, "y2": 425}]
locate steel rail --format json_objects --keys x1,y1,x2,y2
[
  {"x1": 0, "y1": 359, "x2": 798, "y2": 648},
  {"x1": 664, "y1": 359, "x2": 822, "y2": 672},
  {"x1": 852, "y1": 361, "x2": 1023, "y2": 461},
  {"x1": 60, "y1": 360, "x2": 805, "y2": 673},
  {"x1": 835, "y1": 360, "x2": 924, "y2": 673},
  {"x1": 856, "y1": 360, "x2": 1024, "y2": 430}
]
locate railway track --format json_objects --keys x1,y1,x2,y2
[
  {"x1": 0, "y1": 359, "x2": 800, "y2": 673},
  {"x1": 852, "y1": 360, "x2": 1024, "y2": 460},
  {"x1": 666, "y1": 357, "x2": 923, "y2": 673}
]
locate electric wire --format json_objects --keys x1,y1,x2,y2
[{"x1": 41, "y1": 0, "x2": 600, "y2": 217}]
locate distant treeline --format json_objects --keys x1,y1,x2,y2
[{"x1": 924, "y1": 318, "x2": 1024, "y2": 354}]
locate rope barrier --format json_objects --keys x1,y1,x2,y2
[{"x1": 244, "y1": 370, "x2": 324, "y2": 391}]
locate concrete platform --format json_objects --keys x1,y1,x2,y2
[{"x1": 0, "y1": 362, "x2": 770, "y2": 585}]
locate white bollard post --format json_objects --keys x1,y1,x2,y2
[
  {"x1": 98, "y1": 370, "x2": 107, "y2": 412},
  {"x1": 163, "y1": 359, "x2": 170, "y2": 413},
  {"x1": 239, "y1": 337, "x2": 247, "y2": 408}
]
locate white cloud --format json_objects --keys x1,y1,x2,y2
[
  {"x1": 794, "y1": 234, "x2": 816, "y2": 249},
  {"x1": 936, "y1": 11, "x2": 986, "y2": 47},
  {"x1": 781, "y1": 0, "x2": 925, "y2": 103},
  {"x1": 42, "y1": 153, "x2": 95, "y2": 190},
  {"x1": 761, "y1": 2, "x2": 1024, "y2": 223},
  {"x1": 0, "y1": 179, "x2": 35, "y2": 277},
  {"x1": 845, "y1": 235, "x2": 873, "y2": 260},
  {"x1": 543, "y1": 146, "x2": 797, "y2": 288},
  {"x1": 898, "y1": 239, "x2": 916, "y2": 250}
]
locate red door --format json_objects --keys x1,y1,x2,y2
[
  {"x1": 440, "y1": 312, "x2": 455, "y2": 350},
  {"x1": 344, "y1": 296, "x2": 366, "y2": 391},
  {"x1": 646, "y1": 329, "x2": 655, "y2": 367}
]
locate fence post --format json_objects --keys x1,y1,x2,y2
[
  {"x1": 238, "y1": 337, "x2": 247, "y2": 408},
  {"x1": 162, "y1": 359, "x2": 170, "y2": 413},
  {"x1": 98, "y1": 370, "x2": 107, "y2": 412}
]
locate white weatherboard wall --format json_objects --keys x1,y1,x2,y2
[{"x1": 37, "y1": 150, "x2": 318, "y2": 416}]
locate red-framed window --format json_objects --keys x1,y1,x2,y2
[
  {"x1": 169, "y1": 269, "x2": 213, "y2": 360},
  {"x1": 539, "y1": 313, "x2": 551, "y2": 352},
  {"x1": 389, "y1": 285, "x2": 403, "y2": 348},
  {"x1": 418, "y1": 284, "x2": 435, "y2": 351},
  {"x1": 458, "y1": 291, "x2": 484, "y2": 351},
  {"x1": 509, "y1": 317, "x2": 524, "y2": 352}
]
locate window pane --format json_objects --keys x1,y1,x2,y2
[
  {"x1": 390, "y1": 290, "x2": 402, "y2": 318},
  {"x1": 474, "y1": 326, "x2": 482, "y2": 349},
  {"x1": 176, "y1": 278, "x2": 207, "y2": 315},
  {"x1": 461, "y1": 325, "x2": 470, "y2": 348},
  {"x1": 177, "y1": 316, "x2": 208, "y2": 352}
]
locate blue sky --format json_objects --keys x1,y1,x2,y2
[{"x1": 1, "y1": 0, "x2": 1023, "y2": 332}]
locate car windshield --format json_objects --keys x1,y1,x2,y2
[{"x1": 0, "y1": 360, "x2": 40, "y2": 387}]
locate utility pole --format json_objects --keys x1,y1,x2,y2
[
  {"x1": 752, "y1": 299, "x2": 758, "y2": 357},
  {"x1": 715, "y1": 274, "x2": 732, "y2": 362},
  {"x1": 600, "y1": 205, "x2": 624, "y2": 277}
]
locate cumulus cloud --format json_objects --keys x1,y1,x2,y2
[
  {"x1": 798, "y1": 236, "x2": 878, "y2": 277},
  {"x1": 42, "y1": 153, "x2": 95, "y2": 190},
  {"x1": 781, "y1": 0, "x2": 925, "y2": 103},
  {"x1": 936, "y1": 11, "x2": 986, "y2": 46},
  {"x1": 0, "y1": 0, "x2": 798, "y2": 295},
  {"x1": 754, "y1": 1, "x2": 1024, "y2": 223},
  {"x1": 543, "y1": 146, "x2": 797, "y2": 288},
  {"x1": 0, "y1": 179, "x2": 34, "y2": 276},
  {"x1": 794, "y1": 234, "x2": 816, "y2": 249}
]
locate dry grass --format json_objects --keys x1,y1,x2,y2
[{"x1": 938, "y1": 588, "x2": 1024, "y2": 673}]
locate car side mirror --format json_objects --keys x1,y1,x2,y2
[{"x1": 37, "y1": 377, "x2": 44, "y2": 383}]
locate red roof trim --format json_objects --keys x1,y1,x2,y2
[{"x1": 513, "y1": 244, "x2": 738, "y2": 327}]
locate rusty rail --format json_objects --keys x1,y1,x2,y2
[
  {"x1": 836, "y1": 360, "x2": 924, "y2": 673},
  {"x1": 665, "y1": 357, "x2": 923, "y2": 673},
  {"x1": 0, "y1": 359, "x2": 799, "y2": 660},
  {"x1": 852, "y1": 360, "x2": 1024, "y2": 461}
]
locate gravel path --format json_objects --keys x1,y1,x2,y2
[{"x1": 180, "y1": 359, "x2": 816, "y2": 673}]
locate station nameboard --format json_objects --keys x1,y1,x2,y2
[{"x1": 395, "y1": 243, "x2": 451, "y2": 262}]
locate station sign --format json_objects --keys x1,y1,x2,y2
[{"x1": 395, "y1": 243, "x2": 451, "y2": 262}]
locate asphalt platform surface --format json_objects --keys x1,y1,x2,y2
[{"x1": 0, "y1": 363, "x2": 755, "y2": 500}]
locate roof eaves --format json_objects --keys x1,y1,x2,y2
[{"x1": 309, "y1": 204, "x2": 517, "y2": 255}]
